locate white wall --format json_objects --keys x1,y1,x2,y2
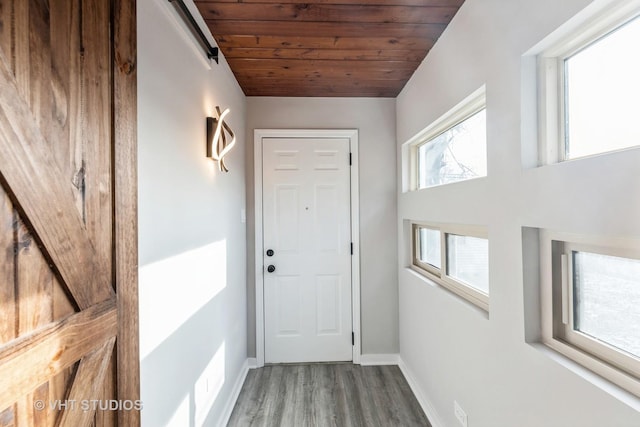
[
  {"x1": 396, "y1": 0, "x2": 640, "y2": 426},
  {"x1": 246, "y1": 97, "x2": 398, "y2": 356},
  {"x1": 137, "y1": 0, "x2": 247, "y2": 425}
]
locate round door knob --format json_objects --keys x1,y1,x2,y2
[
  {"x1": 266, "y1": 249, "x2": 274, "y2": 257},
  {"x1": 267, "y1": 265, "x2": 276, "y2": 273}
]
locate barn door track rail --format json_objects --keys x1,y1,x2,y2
[{"x1": 168, "y1": 0, "x2": 219, "y2": 63}]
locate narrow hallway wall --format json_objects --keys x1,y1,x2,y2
[{"x1": 137, "y1": 0, "x2": 247, "y2": 425}]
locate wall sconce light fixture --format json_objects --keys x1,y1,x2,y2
[{"x1": 206, "y1": 107, "x2": 236, "y2": 172}]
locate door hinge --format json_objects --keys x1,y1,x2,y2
[
  {"x1": 350, "y1": 242, "x2": 353, "y2": 255},
  {"x1": 349, "y1": 152, "x2": 352, "y2": 165},
  {"x1": 352, "y1": 332, "x2": 355, "y2": 346}
]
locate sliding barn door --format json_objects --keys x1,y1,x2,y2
[{"x1": 0, "y1": 1, "x2": 138, "y2": 426}]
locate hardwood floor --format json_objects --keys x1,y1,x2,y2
[{"x1": 227, "y1": 363, "x2": 431, "y2": 427}]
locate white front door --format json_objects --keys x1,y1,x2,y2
[{"x1": 262, "y1": 137, "x2": 353, "y2": 363}]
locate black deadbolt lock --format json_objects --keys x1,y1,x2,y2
[
  {"x1": 266, "y1": 249, "x2": 274, "y2": 257},
  {"x1": 267, "y1": 265, "x2": 276, "y2": 273}
]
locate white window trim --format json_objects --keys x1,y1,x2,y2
[
  {"x1": 403, "y1": 86, "x2": 486, "y2": 191},
  {"x1": 411, "y1": 222, "x2": 489, "y2": 311},
  {"x1": 411, "y1": 224, "x2": 441, "y2": 277},
  {"x1": 540, "y1": 229, "x2": 640, "y2": 398},
  {"x1": 538, "y1": 0, "x2": 640, "y2": 164}
]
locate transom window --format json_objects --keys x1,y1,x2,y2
[
  {"x1": 412, "y1": 223, "x2": 489, "y2": 311},
  {"x1": 416, "y1": 109, "x2": 487, "y2": 189},
  {"x1": 539, "y1": 8, "x2": 640, "y2": 162},
  {"x1": 407, "y1": 87, "x2": 487, "y2": 190}
]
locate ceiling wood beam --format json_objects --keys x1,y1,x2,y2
[
  {"x1": 237, "y1": 77, "x2": 408, "y2": 86},
  {"x1": 228, "y1": 58, "x2": 420, "y2": 70},
  {"x1": 243, "y1": 89, "x2": 399, "y2": 97},
  {"x1": 216, "y1": 35, "x2": 435, "y2": 50},
  {"x1": 197, "y1": 4, "x2": 458, "y2": 24},
  {"x1": 198, "y1": 0, "x2": 464, "y2": 6},
  {"x1": 242, "y1": 86, "x2": 400, "y2": 97},
  {"x1": 207, "y1": 20, "x2": 447, "y2": 38},
  {"x1": 221, "y1": 47, "x2": 428, "y2": 61},
  {"x1": 231, "y1": 66, "x2": 415, "y2": 81}
]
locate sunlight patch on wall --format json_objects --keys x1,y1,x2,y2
[
  {"x1": 165, "y1": 394, "x2": 190, "y2": 427},
  {"x1": 195, "y1": 341, "x2": 226, "y2": 426},
  {"x1": 139, "y1": 239, "x2": 228, "y2": 359}
]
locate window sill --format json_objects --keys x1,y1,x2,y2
[
  {"x1": 530, "y1": 342, "x2": 640, "y2": 412},
  {"x1": 404, "y1": 267, "x2": 489, "y2": 319}
]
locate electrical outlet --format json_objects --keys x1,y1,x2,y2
[{"x1": 454, "y1": 401, "x2": 468, "y2": 427}]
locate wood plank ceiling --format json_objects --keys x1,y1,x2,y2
[{"x1": 194, "y1": 0, "x2": 465, "y2": 97}]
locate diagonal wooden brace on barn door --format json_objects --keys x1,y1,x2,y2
[{"x1": 0, "y1": 49, "x2": 114, "y2": 310}]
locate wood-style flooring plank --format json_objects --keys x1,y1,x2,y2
[{"x1": 228, "y1": 364, "x2": 431, "y2": 427}]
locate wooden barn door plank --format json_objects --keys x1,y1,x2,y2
[
  {"x1": 0, "y1": 1, "x2": 13, "y2": 74},
  {"x1": 15, "y1": 217, "x2": 54, "y2": 336},
  {"x1": 0, "y1": 190, "x2": 16, "y2": 427},
  {"x1": 15, "y1": 382, "x2": 48, "y2": 427},
  {"x1": 94, "y1": 352, "x2": 117, "y2": 427},
  {"x1": 56, "y1": 338, "x2": 116, "y2": 427},
  {"x1": 0, "y1": 191, "x2": 15, "y2": 346},
  {"x1": 25, "y1": 0, "x2": 54, "y2": 144},
  {"x1": 12, "y1": 0, "x2": 30, "y2": 101},
  {"x1": 82, "y1": 0, "x2": 113, "y2": 273},
  {"x1": 113, "y1": 0, "x2": 140, "y2": 425},
  {"x1": 0, "y1": 299, "x2": 117, "y2": 411},
  {"x1": 14, "y1": 211, "x2": 54, "y2": 427}
]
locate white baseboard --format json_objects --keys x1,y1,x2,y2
[
  {"x1": 217, "y1": 359, "x2": 251, "y2": 427},
  {"x1": 398, "y1": 358, "x2": 445, "y2": 427},
  {"x1": 247, "y1": 357, "x2": 258, "y2": 369},
  {"x1": 359, "y1": 353, "x2": 400, "y2": 366}
]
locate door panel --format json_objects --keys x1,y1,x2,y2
[
  {"x1": 263, "y1": 138, "x2": 352, "y2": 363},
  {"x1": 0, "y1": 1, "x2": 138, "y2": 425},
  {"x1": 315, "y1": 185, "x2": 341, "y2": 252},
  {"x1": 316, "y1": 275, "x2": 341, "y2": 335},
  {"x1": 275, "y1": 276, "x2": 302, "y2": 336},
  {"x1": 275, "y1": 185, "x2": 301, "y2": 252}
]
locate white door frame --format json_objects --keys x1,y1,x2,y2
[{"x1": 254, "y1": 129, "x2": 361, "y2": 367}]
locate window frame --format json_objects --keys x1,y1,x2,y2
[
  {"x1": 411, "y1": 222, "x2": 489, "y2": 311},
  {"x1": 538, "y1": 3, "x2": 640, "y2": 164},
  {"x1": 407, "y1": 86, "x2": 487, "y2": 191},
  {"x1": 540, "y1": 230, "x2": 640, "y2": 397},
  {"x1": 412, "y1": 224, "x2": 442, "y2": 277}
]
